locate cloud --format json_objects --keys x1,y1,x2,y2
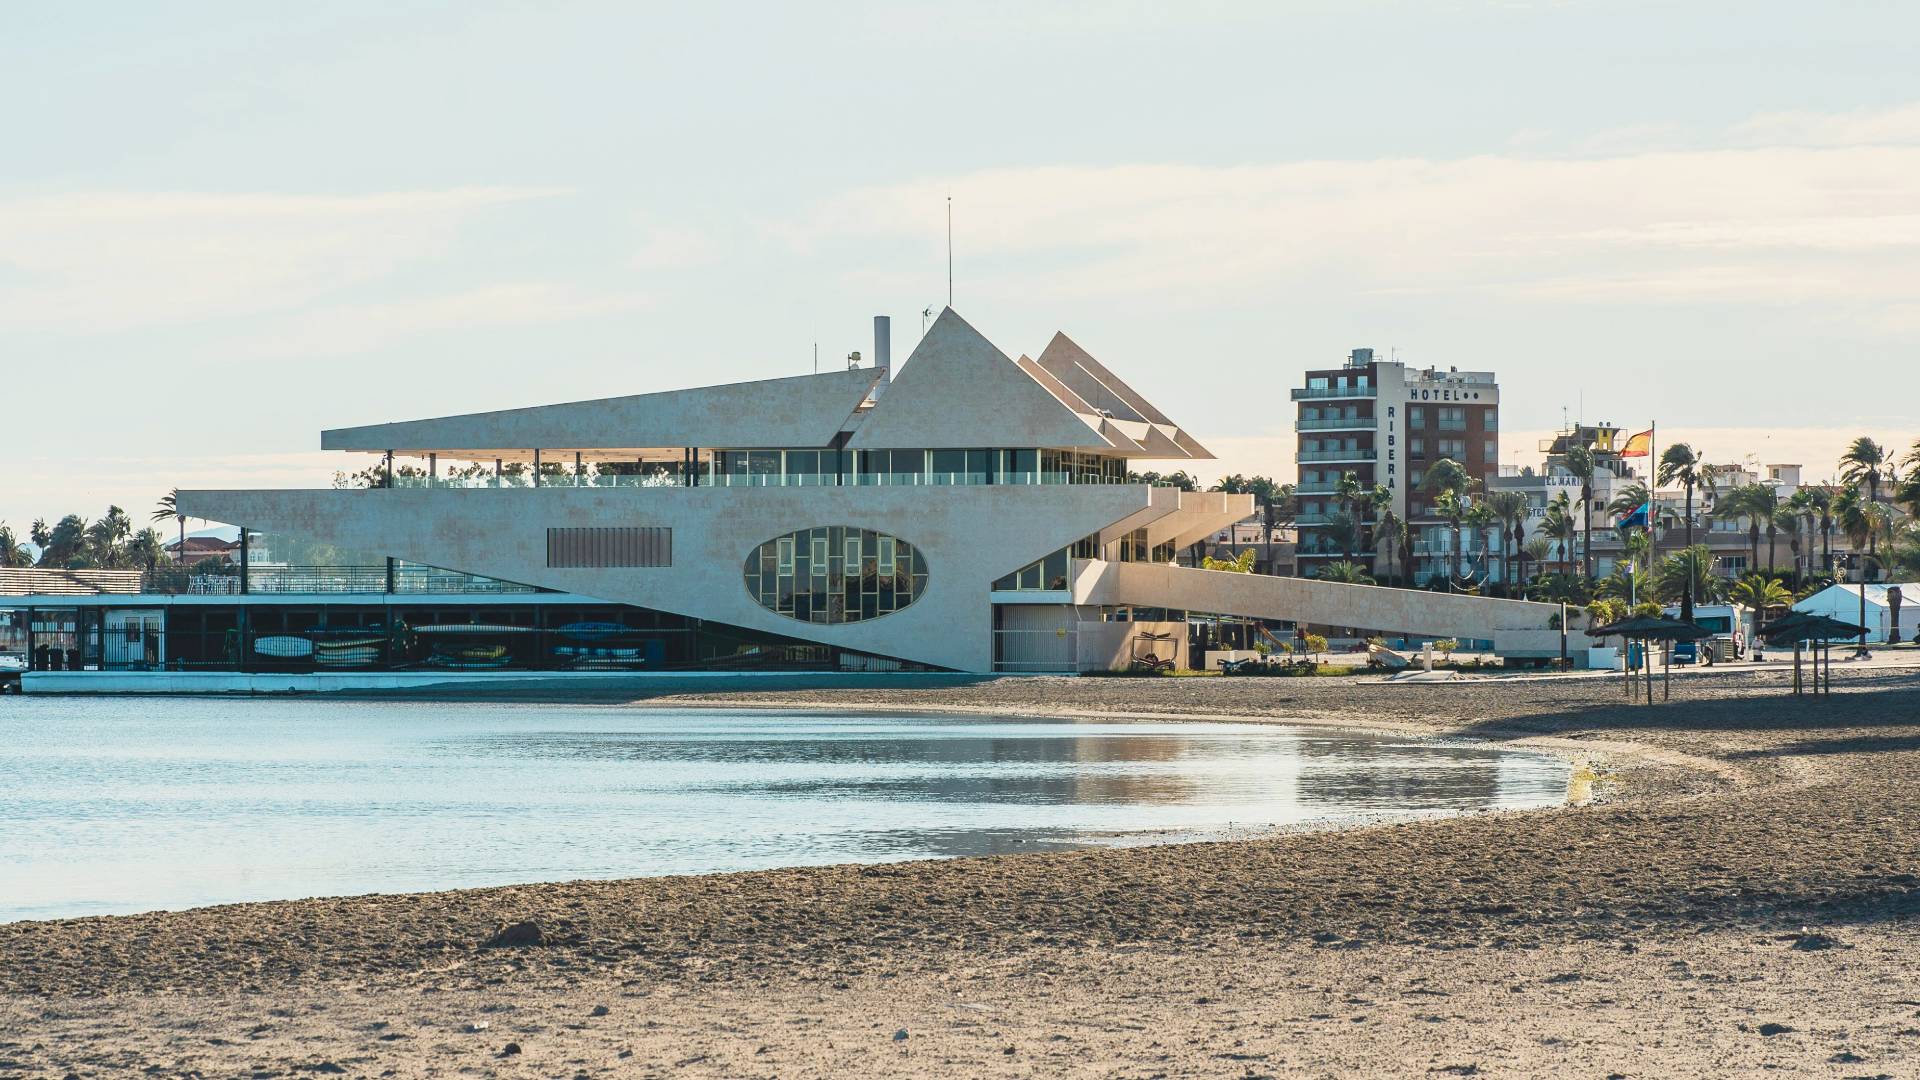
[
  {"x1": 1730, "y1": 102, "x2": 1920, "y2": 148},
  {"x1": 787, "y1": 114, "x2": 1920, "y2": 315},
  {"x1": 250, "y1": 282, "x2": 651, "y2": 358},
  {"x1": 0, "y1": 187, "x2": 566, "y2": 332}
]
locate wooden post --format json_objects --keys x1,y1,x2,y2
[{"x1": 1793, "y1": 642, "x2": 1802, "y2": 696}]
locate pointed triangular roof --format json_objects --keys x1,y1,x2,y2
[
  {"x1": 1035, "y1": 331, "x2": 1213, "y2": 459},
  {"x1": 1037, "y1": 332, "x2": 1172, "y2": 425},
  {"x1": 848, "y1": 308, "x2": 1112, "y2": 451}
]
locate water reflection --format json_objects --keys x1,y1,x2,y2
[{"x1": 0, "y1": 701, "x2": 1568, "y2": 921}]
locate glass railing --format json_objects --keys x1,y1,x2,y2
[
  {"x1": 1290, "y1": 385, "x2": 1376, "y2": 400},
  {"x1": 1297, "y1": 448, "x2": 1373, "y2": 463},
  {"x1": 1292, "y1": 481, "x2": 1342, "y2": 495},
  {"x1": 384, "y1": 470, "x2": 1146, "y2": 490},
  {"x1": 1295, "y1": 416, "x2": 1377, "y2": 431}
]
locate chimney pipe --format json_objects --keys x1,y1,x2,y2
[{"x1": 872, "y1": 315, "x2": 891, "y2": 396}]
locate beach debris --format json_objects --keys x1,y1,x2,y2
[
  {"x1": 1830, "y1": 1051, "x2": 1866, "y2": 1063},
  {"x1": 893, "y1": 1028, "x2": 910, "y2": 1042},
  {"x1": 483, "y1": 920, "x2": 546, "y2": 948},
  {"x1": 468, "y1": 1021, "x2": 490, "y2": 1033},
  {"x1": 498, "y1": 1042, "x2": 522, "y2": 1057},
  {"x1": 589, "y1": 1004, "x2": 611, "y2": 1017},
  {"x1": 1756, "y1": 1022, "x2": 1795, "y2": 1036},
  {"x1": 1789, "y1": 930, "x2": 1845, "y2": 951}
]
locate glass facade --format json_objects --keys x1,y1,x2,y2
[
  {"x1": 744, "y1": 527, "x2": 929, "y2": 623},
  {"x1": 2, "y1": 601, "x2": 929, "y2": 673},
  {"x1": 392, "y1": 449, "x2": 1137, "y2": 489}
]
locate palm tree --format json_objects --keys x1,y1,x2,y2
[
  {"x1": 1793, "y1": 485, "x2": 1835, "y2": 575},
  {"x1": 1728, "y1": 574, "x2": 1792, "y2": 620},
  {"x1": 1720, "y1": 485, "x2": 1767, "y2": 578},
  {"x1": 86, "y1": 506, "x2": 134, "y2": 568},
  {"x1": 1422, "y1": 458, "x2": 1477, "y2": 585},
  {"x1": 1839, "y1": 437, "x2": 1889, "y2": 584},
  {"x1": 1315, "y1": 560, "x2": 1376, "y2": 585},
  {"x1": 1835, "y1": 484, "x2": 1893, "y2": 652},
  {"x1": 1377, "y1": 507, "x2": 1404, "y2": 584},
  {"x1": 1433, "y1": 490, "x2": 1469, "y2": 585},
  {"x1": 1465, "y1": 502, "x2": 1500, "y2": 584},
  {"x1": 1564, "y1": 444, "x2": 1597, "y2": 580},
  {"x1": 1334, "y1": 471, "x2": 1364, "y2": 560},
  {"x1": 1778, "y1": 504, "x2": 1805, "y2": 583},
  {"x1": 152, "y1": 488, "x2": 187, "y2": 559},
  {"x1": 1657, "y1": 444, "x2": 1718, "y2": 621},
  {"x1": 1541, "y1": 495, "x2": 1578, "y2": 578},
  {"x1": 38, "y1": 514, "x2": 89, "y2": 567},
  {"x1": 1484, "y1": 491, "x2": 1529, "y2": 594},
  {"x1": 1522, "y1": 536, "x2": 1554, "y2": 595},
  {"x1": 0, "y1": 524, "x2": 32, "y2": 567}
]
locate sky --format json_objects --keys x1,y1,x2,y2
[{"x1": 4, "y1": 1, "x2": 1918, "y2": 534}]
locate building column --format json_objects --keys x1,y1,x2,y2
[
  {"x1": 429, "y1": 452, "x2": 437, "y2": 488},
  {"x1": 239, "y1": 527, "x2": 250, "y2": 595},
  {"x1": 533, "y1": 449, "x2": 542, "y2": 487},
  {"x1": 383, "y1": 450, "x2": 394, "y2": 488}
]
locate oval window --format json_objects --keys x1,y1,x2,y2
[{"x1": 744, "y1": 527, "x2": 929, "y2": 623}]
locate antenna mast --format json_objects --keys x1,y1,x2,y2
[{"x1": 946, "y1": 195, "x2": 953, "y2": 308}]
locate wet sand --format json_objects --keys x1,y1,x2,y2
[{"x1": 4, "y1": 667, "x2": 1919, "y2": 1077}]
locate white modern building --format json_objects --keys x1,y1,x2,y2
[{"x1": 5, "y1": 309, "x2": 1566, "y2": 686}]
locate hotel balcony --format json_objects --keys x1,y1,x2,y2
[
  {"x1": 1292, "y1": 512, "x2": 1337, "y2": 526},
  {"x1": 1296, "y1": 448, "x2": 1375, "y2": 464},
  {"x1": 1295, "y1": 416, "x2": 1378, "y2": 432},
  {"x1": 1292, "y1": 480, "x2": 1343, "y2": 495},
  {"x1": 1290, "y1": 385, "x2": 1377, "y2": 400}
]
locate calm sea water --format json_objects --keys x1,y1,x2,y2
[{"x1": 0, "y1": 699, "x2": 1568, "y2": 922}]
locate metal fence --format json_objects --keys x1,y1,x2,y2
[{"x1": 132, "y1": 564, "x2": 539, "y2": 596}]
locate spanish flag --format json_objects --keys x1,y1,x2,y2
[{"x1": 1619, "y1": 428, "x2": 1654, "y2": 458}]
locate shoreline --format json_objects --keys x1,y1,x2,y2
[{"x1": 5, "y1": 667, "x2": 1918, "y2": 1076}]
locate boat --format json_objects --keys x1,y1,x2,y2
[
  {"x1": 254, "y1": 636, "x2": 314, "y2": 658},
  {"x1": 313, "y1": 645, "x2": 382, "y2": 667},
  {"x1": 413, "y1": 624, "x2": 533, "y2": 634},
  {"x1": 426, "y1": 643, "x2": 511, "y2": 669},
  {"x1": 557, "y1": 621, "x2": 629, "y2": 641}
]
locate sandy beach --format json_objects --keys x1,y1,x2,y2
[{"x1": 5, "y1": 666, "x2": 1920, "y2": 1078}]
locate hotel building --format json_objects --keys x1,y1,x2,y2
[{"x1": 1293, "y1": 349, "x2": 1500, "y2": 583}]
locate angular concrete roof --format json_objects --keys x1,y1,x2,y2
[
  {"x1": 318, "y1": 309, "x2": 1206, "y2": 460},
  {"x1": 848, "y1": 309, "x2": 1115, "y2": 452},
  {"x1": 322, "y1": 367, "x2": 882, "y2": 455},
  {"x1": 1035, "y1": 332, "x2": 1212, "y2": 459}
]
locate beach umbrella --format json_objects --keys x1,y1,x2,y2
[
  {"x1": 1588, "y1": 616, "x2": 1714, "y2": 703},
  {"x1": 1760, "y1": 613, "x2": 1868, "y2": 697}
]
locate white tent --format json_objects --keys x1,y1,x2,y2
[{"x1": 1793, "y1": 583, "x2": 1919, "y2": 644}]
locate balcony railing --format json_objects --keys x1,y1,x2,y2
[
  {"x1": 389, "y1": 470, "x2": 1146, "y2": 490},
  {"x1": 1296, "y1": 448, "x2": 1374, "y2": 463},
  {"x1": 1295, "y1": 416, "x2": 1377, "y2": 431},
  {"x1": 1290, "y1": 385, "x2": 1376, "y2": 400},
  {"x1": 115, "y1": 564, "x2": 542, "y2": 597},
  {"x1": 1292, "y1": 481, "x2": 1343, "y2": 495},
  {"x1": 1293, "y1": 513, "x2": 1337, "y2": 526}
]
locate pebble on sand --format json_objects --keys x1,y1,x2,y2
[{"x1": 483, "y1": 920, "x2": 545, "y2": 948}]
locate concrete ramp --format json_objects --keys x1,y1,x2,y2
[{"x1": 1075, "y1": 562, "x2": 1559, "y2": 642}]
